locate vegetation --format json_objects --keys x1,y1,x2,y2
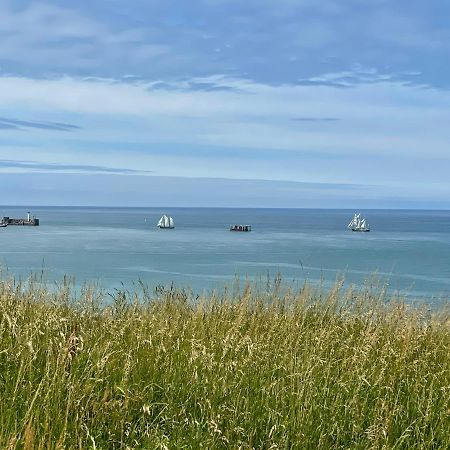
[{"x1": 0, "y1": 275, "x2": 449, "y2": 449}]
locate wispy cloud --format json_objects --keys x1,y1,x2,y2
[
  {"x1": 0, "y1": 122, "x2": 17, "y2": 130},
  {"x1": 1, "y1": 171, "x2": 447, "y2": 209},
  {"x1": 291, "y1": 117, "x2": 339, "y2": 122},
  {"x1": 298, "y1": 68, "x2": 396, "y2": 87},
  {"x1": 0, "y1": 171, "x2": 383, "y2": 208},
  {"x1": 0, "y1": 1, "x2": 449, "y2": 88},
  {"x1": 0, "y1": 117, "x2": 80, "y2": 132},
  {"x1": 0, "y1": 159, "x2": 153, "y2": 175},
  {"x1": 0, "y1": 1, "x2": 170, "y2": 73},
  {"x1": 1, "y1": 73, "x2": 450, "y2": 162},
  {"x1": 0, "y1": 0, "x2": 449, "y2": 207}
]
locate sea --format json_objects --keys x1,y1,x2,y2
[{"x1": 0, "y1": 207, "x2": 449, "y2": 304}]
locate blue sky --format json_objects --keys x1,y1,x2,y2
[{"x1": 0, "y1": 0, "x2": 449, "y2": 207}]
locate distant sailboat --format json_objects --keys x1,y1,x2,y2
[
  {"x1": 157, "y1": 214, "x2": 174, "y2": 229},
  {"x1": 348, "y1": 213, "x2": 370, "y2": 232}
]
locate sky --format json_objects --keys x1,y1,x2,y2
[{"x1": 0, "y1": 0, "x2": 449, "y2": 208}]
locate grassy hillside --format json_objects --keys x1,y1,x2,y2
[{"x1": 0, "y1": 276, "x2": 449, "y2": 449}]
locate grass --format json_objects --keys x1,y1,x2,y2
[{"x1": 0, "y1": 275, "x2": 449, "y2": 449}]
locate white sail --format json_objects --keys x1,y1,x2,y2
[
  {"x1": 348, "y1": 212, "x2": 370, "y2": 231},
  {"x1": 348, "y1": 213, "x2": 358, "y2": 228},
  {"x1": 157, "y1": 215, "x2": 166, "y2": 227},
  {"x1": 157, "y1": 214, "x2": 174, "y2": 228}
]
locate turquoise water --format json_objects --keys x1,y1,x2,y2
[{"x1": 0, "y1": 207, "x2": 449, "y2": 302}]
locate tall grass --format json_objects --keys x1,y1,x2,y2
[{"x1": 0, "y1": 275, "x2": 448, "y2": 449}]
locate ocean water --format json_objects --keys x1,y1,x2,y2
[{"x1": 0, "y1": 207, "x2": 449, "y2": 303}]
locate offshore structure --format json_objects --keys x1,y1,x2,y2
[
  {"x1": 230, "y1": 224, "x2": 252, "y2": 232},
  {"x1": 2, "y1": 211, "x2": 40, "y2": 226}
]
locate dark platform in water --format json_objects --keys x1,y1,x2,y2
[
  {"x1": 230, "y1": 225, "x2": 251, "y2": 232},
  {"x1": 2, "y1": 216, "x2": 40, "y2": 226}
]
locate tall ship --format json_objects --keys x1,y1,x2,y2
[
  {"x1": 348, "y1": 213, "x2": 370, "y2": 232},
  {"x1": 157, "y1": 214, "x2": 174, "y2": 229}
]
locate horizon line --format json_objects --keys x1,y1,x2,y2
[{"x1": 1, "y1": 204, "x2": 449, "y2": 212}]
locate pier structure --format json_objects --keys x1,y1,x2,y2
[{"x1": 2, "y1": 211, "x2": 40, "y2": 226}]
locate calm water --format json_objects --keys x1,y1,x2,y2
[{"x1": 0, "y1": 207, "x2": 449, "y2": 302}]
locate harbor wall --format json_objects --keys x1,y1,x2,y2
[{"x1": 2, "y1": 217, "x2": 40, "y2": 226}]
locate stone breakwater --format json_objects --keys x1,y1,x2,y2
[{"x1": 2, "y1": 216, "x2": 39, "y2": 226}]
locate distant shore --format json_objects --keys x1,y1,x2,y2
[{"x1": 0, "y1": 275, "x2": 448, "y2": 448}]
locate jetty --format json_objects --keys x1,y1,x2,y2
[{"x1": 2, "y1": 212, "x2": 40, "y2": 226}]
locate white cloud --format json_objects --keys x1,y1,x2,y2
[
  {"x1": 0, "y1": 1, "x2": 170, "y2": 71},
  {"x1": 0, "y1": 2, "x2": 102, "y2": 38},
  {"x1": 1, "y1": 73, "x2": 450, "y2": 159},
  {"x1": 0, "y1": 70, "x2": 449, "y2": 202}
]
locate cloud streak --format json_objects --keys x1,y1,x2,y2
[
  {"x1": 0, "y1": 159, "x2": 153, "y2": 175},
  {"x1": 291, "y1": 117, "x2": 339, "y2": 122},
  {"x1": 0, "y1": 117, "x2": 81, "y2": 132}
]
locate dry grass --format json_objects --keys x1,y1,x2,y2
[{"x1": 0, "y1": 275, "x2": 449, "y2": 449}]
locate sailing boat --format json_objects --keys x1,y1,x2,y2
[
  {"x1": 348, "y1": 213, "x2": 370, "y2": 232},
  {"x1": 157, "y1": 214, "x2": 175, "y2": 229}
]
